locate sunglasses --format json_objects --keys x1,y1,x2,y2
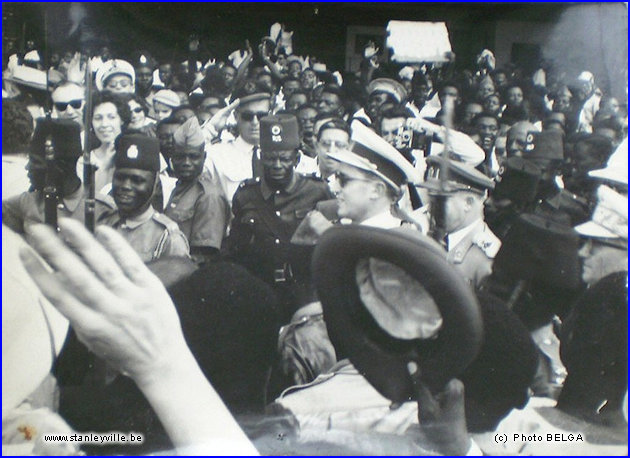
[
  {"x1": 54, "y1": 99, "x2": 83, "y2": 111},
  {"x1": 334, "y1": 172, "x2": 374, "y2": 188},
  {"x1": 131, "y1": 107, "x2": 144, "y2": 114},
  {"x1": 239, "y1": 111, "x2": 268, "y2": 122}
]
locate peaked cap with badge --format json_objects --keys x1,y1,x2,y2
[
  {"x1": 327, "y1": 120, "x2": 423, "y2": 191},
  {"x1": 95, "y1": 59, "x2": 135, "y2": 92}
]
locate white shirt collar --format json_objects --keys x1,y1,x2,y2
[
  {"x1": 360, "y1": 210, "x2": 402, "y2": 230},
  {"x1": 447, "y1": 218, "x2": 482, "y2": 251},
  {"x1": 234, "y1": 135, "x2": 256, "y2": 153}
]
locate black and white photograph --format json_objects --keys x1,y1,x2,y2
[{"x1": 2, "y1": 2, "x2": 628, "y2": 455}]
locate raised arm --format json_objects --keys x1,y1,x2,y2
[{"x1": 20, "y1": 218, "x2": 259, "y2": 455}]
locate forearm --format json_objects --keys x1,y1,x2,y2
[{"x1": 136, "y1": 349, "x2": 259, "y2": 455}]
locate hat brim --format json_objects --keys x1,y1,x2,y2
[
  {"x1": 313, "y1": 225, "x2": 483, "y2": 400},
  {"x1": 574, "y1": 220, "x2": 621, "y2": 239},
  {"x1": 588, "y1": 168, "x2": 628, "y2": 186},
  {"x1": 235, "y1": 92, "x2": 272, "y2": 105}
]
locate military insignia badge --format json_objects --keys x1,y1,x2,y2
[
  {"x1": 127, "y1": 144, "x2": 139, "y2": 159},
  {"x1": 271, "y1": 124, "x2": 283, "y2": 142}
]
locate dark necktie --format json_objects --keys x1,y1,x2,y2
[{"x1": 251, "y1": 146, "x2": 263, "y2": 178}]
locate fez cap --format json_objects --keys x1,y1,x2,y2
[
  {"x1": 260, "y1": 114, "x2": 300, "y2": 152},
  {"x1": 367, "y1": 78, "x2": 408, "y2": 104},
  {"x1": 95, "y1": 59, "x2": 135, "y2": 92},
  {"x1": 114, "y1": 134, "x2": 160, "y2": 172},
  {"x1": 173, "y1": 116, "x2": 205, "y2": 150},
  {"x1": 153, "y1": 89, "x2": 181, "y2": 108},
  {"x1": 528, "y1": 130, "x2": 564, "y2": 162},
  {"x1": 493, "y1": 157, "x2": 541, "y2": 204},
  {"x1": 30, "y1": 118, "x2": 82, "y2": 161},
  {"x1": 422, "y1": 155, "x2": 495, "y2": 195}
]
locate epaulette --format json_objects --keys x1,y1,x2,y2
[
  {"x1": 238, "y1": 177, "x2": 261, "y2": 188},
  {"x1": 152, "y1": 212, "x2": 181, "y2": 232},
  {"x1": 95, "y1": 193, "x2": 116, "y2": 209},
  {"x1": 299, "y1": 172, "x2": 324, "y2": 181},
  {"x1": 472, "y1": 228, "x2": 501, "y2": 258}
]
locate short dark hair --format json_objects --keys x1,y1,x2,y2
[
  {"x1": 320, "y1": 84, "x2": 346, "y2": 102},
  {"x1": 156, "y1": 116, "x2": 181, "y2": 129},
  {"x1": 92, "y1": 91, "x2": 132, "y2": 128},
  {"x1": 316, "y1": 117, "x2": 350, "y2": 140},
  {"x1": 2, "y1": 99, "x2": 33, "y2": 154},
  {"x1": 380, "y1": 106, "x2": 415, "y2": 122},
  {"x1": 473, "y1": 111, "x2": 500, "y2": 126},
  {"x1": 438, "y1": 80, "x2": 461, "y2": 98}
]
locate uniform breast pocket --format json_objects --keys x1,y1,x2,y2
[{"x1": 168, "y1": 207, "x2": 195, "y2": 224}]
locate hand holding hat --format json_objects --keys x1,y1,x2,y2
[{"x1": 409, "y1": 364, "x2": 472, "y2": 456}]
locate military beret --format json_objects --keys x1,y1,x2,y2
[
  {"x1": 153, "y1": 89, "x2": 181, "y2": 108},
  {"x1": 260, "y1": 114, "x2": 300, "y2": 152},
  {"x1": 95, "y1": 59, "x2": 135, "y2": 92},
  {"x1": 30, "y1": 118, "x2": 82, "y2": 161},
  {"x1": 367, "y1": 78, "x2": 408, "y2": 104},
  {"x1": 422, "y1": 155, "x2": 495, "y2": 195},
  {"x1": 173, "y1": 116, "x2": 205, "y2": 150},
  {"x1": 114, "y1": 134, "x2": 160, "y2": 172}
]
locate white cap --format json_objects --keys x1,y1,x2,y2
[
  {"x1": 153, "y1": 89, "x2": 181, "y2": 108},
  {"x1": 24, "y1": 50, "x2": 41, "y2": 62},
  {"x1": 95, "y1": 59, "x2": 135, "y2": 91},
  {"x1": 574, "y1": 185, "x2": 627, "y2": 240},
  {"x1": 588, "y1": 137, "x2": 628, "y2": 186}
]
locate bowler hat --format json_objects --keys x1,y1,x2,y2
[{"x1": 313, "y1": 225, "x2": 483, "y2": 401}]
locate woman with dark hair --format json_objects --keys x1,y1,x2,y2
[
  {"x1": 127, "y1": 94, "x2": 157, "y2": 138},
  {"x1": 77, "y1": 92, "x2": 131, "y2": 193}
]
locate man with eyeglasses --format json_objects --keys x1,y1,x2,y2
[
  {"x1": 228, "y1": 114, "x2": 331, "y2": 320},
  {"x1": 205, "y1": 82, "x2": 273, "y2": 203},
  {"x1": 95, "y1": 59, "x2": 135, "y2": 96},
  {"x1": 165, "y1": 117, "x2": 229, "y2": 262},
  {"x1": 51, "y1": 82, "x2": 85, "y2": 145}
]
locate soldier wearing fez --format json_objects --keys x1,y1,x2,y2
[
  {"x1": 3, "y1": 118, "x2": 114, "y2": 235},
  {"x1": 100, "y1": 134, "x2": 190, "y2": 262},
  {"x1": 228, "y1": 113, "x2": 331, "y2": 320}
]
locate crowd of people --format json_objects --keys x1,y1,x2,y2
[{"x1": 2, "y1": 16, "x2": 628, "y2": 456}]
